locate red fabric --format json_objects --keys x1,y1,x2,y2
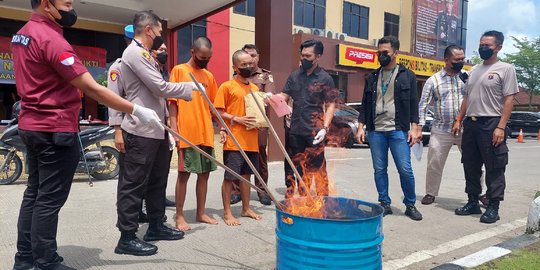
[{"x1": 12, "y1": 13, "x2": 87, "y2": 132}]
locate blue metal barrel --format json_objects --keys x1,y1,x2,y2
[{"x1": 275, "y1": 196, "x2": 384, "y2": 270}]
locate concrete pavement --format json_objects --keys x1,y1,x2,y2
[{"x1": 0, "y1": 138, "x2": 538, "y2": 269}]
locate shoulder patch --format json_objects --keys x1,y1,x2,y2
[
  {"x1": 268, "y1": 74, "x2": 274, "y2": 83},
  {"x1": 12, "y1": 34, "x2": 32, "y2": 47},
  {"x1": 110, "y1": 70, "x2": 120, "y2": 82},
  {"x1": 141, "y1": 50, "x2": 151, "y2": 61},
  {"x1": 59, "y1": 52, "x2": 75, "y2": 66}
]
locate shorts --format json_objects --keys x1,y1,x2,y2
[
  {"x1": 223, "y1": 150, "x2": 258, "y2": 180},
  {"x1": 178, "y1": 146, "x2": 217, "y2": 174}
]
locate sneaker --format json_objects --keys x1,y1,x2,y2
[
  {"x1": 380, "y1": 203, "x2": 393, "y2": 216},
  {"x1": 421, "y1": 194, "x2": 435, "y2": 205},
  {"x1": 405, "y1": 205, "x2": 423, "y2": 221}
]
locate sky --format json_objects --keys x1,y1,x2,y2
[{"x1": 465, "y1": 0, "x2": 540, "y2": 58}]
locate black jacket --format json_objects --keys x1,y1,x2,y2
[{"x1": 358, "y1": 65, "x2": 419, "y2": 132}]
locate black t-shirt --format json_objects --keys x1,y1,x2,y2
[{"x1": 283, "y1": 66, "x2": 338, "y2": 136}]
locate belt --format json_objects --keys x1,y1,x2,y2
[{"x1": 467, "y1": 116, "x2": 500, "y2": 121}]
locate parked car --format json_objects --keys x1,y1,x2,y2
[
  {"x1": 328, "y1": 104, "x2": 363, "y2": 148},
  {"x1": 507, "y1": 111, "x2": 540, "y2": 138},
  {"x1": 421, "y1": 108, "x2": 434, "y2": 146}
]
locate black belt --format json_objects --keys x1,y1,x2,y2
[{"x1": 467, "y1": 116, "x2": 500, "y2": 121}]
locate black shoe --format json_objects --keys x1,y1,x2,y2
[
  {"x1": 165, "y1": 198, "x2": 176, "y2": 207},
  {"x1": 380, "y1": 203, "x2": 393, "y2": 216},
  {"x1": 480, "y1": 200, "x2": 500, "y2": 224},
  {"x1": 13, "y1": 253, "x2": 33, "y2": 270},
  {"x1": 421, "y1": 194, "x2": 435, "y2": 205},
  {"x1": 405, "y1": 205, "x2": 423, "y2": 221},
  {"x1": 114, "y1": 237, "x2": 158, "y2": 256},
  {"x1": 144, "y1": 223, "x2": 184, "y2": 241},
  {"x1": 33, "y1": 264, "x2": 76, "y2": 270},
  {"x1": 455, "y1": 201, "x2": 482, "y2": 215},
  {"x1": 230, "y1": 194, "x2": 241, "y2": 205},
  {"x1": 259, "y1": 195, "x2": 272, "y2": 206}
]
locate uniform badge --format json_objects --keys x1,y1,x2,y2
[
  {"x1": 59, "y1": 52, "x2": 75, "y2": 66},
  {"x1": 268, "y1": 74, "x2": 274, "y2": 83},
  {"x1": 488, "y1": 74, "x2": 494, "y2": 80},
  {"x1": 110, "y1": 70, "x2": 120, "y2": 82},
  {"x1": 142, "y1": 50, "x2": 151, "y2": 61},
  {"x1": 258, "y1": 74, "x2": 263, "y2": 80}
]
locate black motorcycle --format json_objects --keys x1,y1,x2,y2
[{"x1": 0, "y1": 103, "x2": 120, "y2": 185}]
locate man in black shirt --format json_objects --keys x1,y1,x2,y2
[{"x1": 266, "y1": 39, "x2": 338, "y2": 198}]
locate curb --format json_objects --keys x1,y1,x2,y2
[{"x1": 432, "y1": 233, "x2": 540, "y2": 269}]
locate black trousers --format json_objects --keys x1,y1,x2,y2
[
  {"x1": 15, "y1": 130, "x2": 80, "y2": 269},
  {"x1": 461, "y1": 117, "x2": 509, "y2": 200},
  {"x1": 117, "y1": 131, "x2": 172, "y2": 232},
  {"x1": 287, "y1": 133, "x2": 328, "y2": 196}
]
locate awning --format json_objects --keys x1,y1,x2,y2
[{"x1": 0, "y1": 0, "x2": 242, "y2": 29}]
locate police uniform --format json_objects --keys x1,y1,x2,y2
[
  {"x1": 11, "y1": 13, "x2": 88, "y2": 268},
  {"x1": 231, "y1": 67, "x2": 275, "y2": 201},
  {"x1": 108, "y1": 58, "x2": 125, "y2": 126},
  {"x1": 116, "y1": 39, "x2": 193, "y2": 234}
]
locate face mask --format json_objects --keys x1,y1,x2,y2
[
  {"x1": 378, "y1": 52, "x2": 392, "y2": 67},
  {"x1": 49, "y1": 1, "x2": 77, "y2": 27},
  {"x1": 478, "y1": 47, "x2": 494, "y2": 60},
  {"x1": 301, "y1": 58, "x2": 314, "y2": 70},
  {"x1": 193, "y1": 56, "x2": 209, "y2": 69},
  {"x1": 156, "y1": 52, "x2": 168, "y2": 65},
  {"x1": 451, "y1": 61, "x2": 464, "y2": 72},
  {"x1": 237, "y1": 67, "x2": 253, "y2": 78},
  {"x1": 149, "y1": 29, "x2": 164, "y2": 51}
]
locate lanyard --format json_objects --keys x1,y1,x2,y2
[{"x1": 380, "y1": 66, "x2": 398, "y2": 96}]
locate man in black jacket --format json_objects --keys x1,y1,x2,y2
[{"x1": 355, "y1": 36, "x2": 423, "y2": 221}]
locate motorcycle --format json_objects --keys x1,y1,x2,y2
[{"x1": 0, "y1": 103, "x2": 120, "y2": 185}]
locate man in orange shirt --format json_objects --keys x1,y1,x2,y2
[
  {"x1": 168, "y1": 37, "x2": 224, "y2": 231},
  {"x1": 214, "y1": 50, "x2": 261, "y2": 226}
]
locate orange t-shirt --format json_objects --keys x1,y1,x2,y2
[
  {"x1": 214, "y1": 77, "x2": 259, "y2": 152},
  {"x1": 169, "y1": 64, "x2": 218, "y2": 148}
]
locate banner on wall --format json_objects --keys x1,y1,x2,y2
[
  {"x1": 414, "y1": 0, "x2": 465, "y2": 58},
  {"x1": 336, "y1": 44, "x2": 470, "y2": 77},
  {"x1": 0, "y1": 36, "x2": 107, "y2": 84}
]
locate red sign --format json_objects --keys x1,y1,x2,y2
[{"x1": 345, "y1": 47, "x2": 376, "y2": 64}]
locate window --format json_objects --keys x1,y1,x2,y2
[
  {"x1": 176, "y1": 20, "x2": 207, "y2": 64},
  {"x1": 294, "y1": 0, "x2": 326, "y2": 29},
  {"x1": 342, "y1": 2, "x2": 368, "y2": 39},
  {"x1": 384, "y1": 12, "x2": 399, "y2": 38},
  {"x1": 233, "y1": 0, "x2": 256, "y2": 17}
]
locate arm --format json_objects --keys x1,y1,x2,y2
[
  {"x1": 113, "y1": 126, "x2": 125, "y2": 153},
  {"x1": 323, "y1": 102, "x2": 336, "y2": 129},
  {"x1": 409, "y1": 71, "x2": 421, "y2": 145},
  {"x1": 71, "y1": 72, "x2": 134, "y2": 114},
  {"x1": 492, "y1": 95, "x2": 514, "y2": 146},
  {"x1": 168, "y1": 100, "x2": 179, "y2": 141},
  {"x1": 355, "y1": 77, "x2": 369, "y2": 143},
  {"x1": 452, "y1": 95, "x2": 468, "y2": 136},
  {"x1": 107, "y1": 64, "x2": 125, "y2": 126}
]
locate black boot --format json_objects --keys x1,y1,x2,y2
[
  {"x1": 12, "y1": 252, "x2": 33, "y2": 270},
  {"x1": 455, "y1": 194, "x2": 482, "y2": 215},
  {"x1": 480, "y1": 199, "x2": 500, "y2": 224},
  {"x1": 114, "y1": 231, "x2": 157, "y2": 256},
  {"x1": 143, "y1": 220, "x2": 184, "y2": 241}
]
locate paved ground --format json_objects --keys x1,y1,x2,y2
[{"x1": 0, "y1": 138, "x2": 538, "y2": 270}]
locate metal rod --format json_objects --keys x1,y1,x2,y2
[
  {"x1": 248, "y1": 90, "x2": 311, "y2": 198},
  {"x1": 192, "y1": 73, "x2": 284, "y2": 207},
  {"x1": 78, "y1": 133, "x2": 93, "y2": 187},
  {"x1": 163, "y1": 124, "x2": 285, "y2": 211}
]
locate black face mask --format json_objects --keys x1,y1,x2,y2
[
  {"x1": 301, "y1": 58, "x2": 314, "y2": 71},
  {"x1": 156, "y1": 52, "x2": 168, "y2": 65},
  {"x1": 479, "y1": 47, "x2": 494, "y2": 60},
  {"x1": 451, "y1": 61, "x2": 464, "y2": 72},
  {"x1": 150, "y1": 29, "x2": 164, "y2": 51},
  {"x1": 237, "y1": 67, "x2": 253, "y2": 78},
  {"x1": 378, "y1": 52, "x2": 392, "y2": 67},
  {"x1": 49, "y1": 1, "x2": 77, "y2": 27},
  {"x1": 193, "y1": 56, "x2": 209, "y2": 69}
]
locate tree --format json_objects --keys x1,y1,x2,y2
[
  {"x1": 503, "y1": 36, "x2": 540, "y2": 111},
  {"x1": 469, "y1": 51, "x2": 483, "y2": 65}
]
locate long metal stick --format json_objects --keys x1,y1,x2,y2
[
  {"x1": 163, "y1": 124, "x2": 285, "y2": 210},
  {"x1": 78, "y1": 133, "x2": 93, "y2": 187},
  {"x1": 188, "y1": 73, "x2": 283, "y2": 209},
  {"x1": 248, "y1": 90, "x2": 311, "y2": 197}
]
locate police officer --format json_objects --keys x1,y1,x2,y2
[
  {"x1": 113, "y1": 10, "x2": 203, "y2": 257},
  {"x1": 12, "y1": 1, "x2": 162, "y2": 269},
  {"x1": 230, "y1": 44, "x2": 276, "y2": 205}
]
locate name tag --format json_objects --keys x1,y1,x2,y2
[{"x1": 12, "y1": 34, "x2": 32, "y2": 47}]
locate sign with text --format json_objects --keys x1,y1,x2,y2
[
  {"x1": 414, "y1": 0, "x2": 466, "y2": 58},
  {"x1": 0, "y1": 36, "x2": 107, "y2": 84},
  {"x1": 336, "y1": 44, "x2": 470, "y2": 77}
]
